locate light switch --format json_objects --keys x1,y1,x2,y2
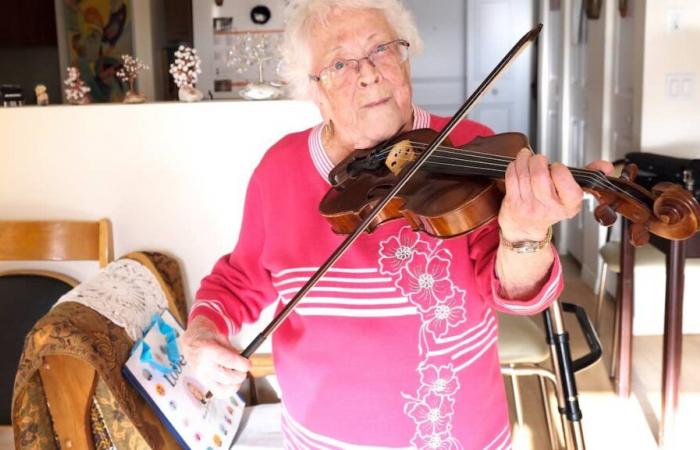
[{"x1": 667, "y1": 73, "x2": 695, "y2": 100}]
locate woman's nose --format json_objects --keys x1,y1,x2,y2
[{"x1": 357, "y1": 58, "x2": 381, "y2": 87}]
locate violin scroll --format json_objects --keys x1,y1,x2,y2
[
  {"x1": 647, "y1": 182, "x2": 700, "y2": 240},
  {"x1": 587, "y1": 161, "x2": 699, "y2": 244}
]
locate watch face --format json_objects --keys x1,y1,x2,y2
[{"x1": 251, "y1": 5, "x2": 271, "y2": 25}]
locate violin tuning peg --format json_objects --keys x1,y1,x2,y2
[
  {"x1": 621, "y1": 163, "x2": 639, "y2": 182},
  {"x1": 629, "y1": 223, "x2": 650, "y2": 247},
  {"x1": 594, "y1": 204, "x2": 617, "y2": 227}
]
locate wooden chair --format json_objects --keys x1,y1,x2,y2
[
  {"x1": 0, "y1": 219, "x2": 113, "y2": 271},
  {"x1": 0, "y1": 219, "x2": 113, "y2": 447},
  {"x1": 593, "y1": 223, "x2": 664, "y2": 378},
  {"x1": 11, "y1": 251, "x2": 193, "y2": 450}
]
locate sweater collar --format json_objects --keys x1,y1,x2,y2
[{"x1": 309, "y1": 105, "x2": 431, "y2": 184}]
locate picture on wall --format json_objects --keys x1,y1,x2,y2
[{"x1": 59, "y1": 0, "x2": 134, "y2": 102}]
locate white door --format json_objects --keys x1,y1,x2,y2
[
  {"x1": 537, "y1": 0, "x2": 564, "y2": 161},
  {"x1": 406, "y1": 0, "x2": 467, "y2": 117},
  {"x1": 610, "y1": 0, "x2": 638, "y2": 161},
  {"x1": 466, "y1": 0, "x2": 536, "y2": 134},
  {"x1": 565, "y1": 0, "x2": 589, "y2": 263},
  {"x1": 408, "y1": 0, "x2": 536, "y2": 134}
]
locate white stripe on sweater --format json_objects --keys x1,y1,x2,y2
[
  {"x1": 280, "y1": 296, "x2": 409, "y2": 306},
  {"x1": 494, "y1": 263, "x2": 562, "y2": 313},
  {"x1": 483, "y1": 424, "x2": 511, "y2": 450},
  {"x1": 283, "y1": 414, "x2": 332, "y2": 450},
  {"x1": 278, "y1": 286, "x2": 397, "y2": 296},
  {"x1": 295, "y1": 305, "x2": 418, "y2": 318},
  {"x1": 454, "y1": 336, "x2": 498, "y2": 372},
  {"x1": 451, "y1": 323, "x2": 498, "y2": 361},
  {"x1": 272, "y1": 267, "x2": 378, "y2": 277},
  {"x1": 427, "y1": 314, "x2": 497, "y2": 357},
  {"x1": 433, "y1": 308, "x2": 495, "y2": 345},
  {"x1": 190, "y1": 299, "x2": 236, "y2": 336},
  {"x1": 273, "y1": 276, "x2": 392, "y2": 287}
]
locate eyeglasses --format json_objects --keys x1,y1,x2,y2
[{"x1": 309, "y1": 39, "x2": 410, "y2": 87}]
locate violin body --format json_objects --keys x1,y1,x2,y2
[
  {"x1": 321, "y1": 130, "x2": 525, "y2": 238},
  {"x1": 320, "y1": 129, "x2": 700, "y2": 244}
]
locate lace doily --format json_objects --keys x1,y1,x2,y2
[{"x1": 55, "y1": 259, "x2": 168, "y2": 341}]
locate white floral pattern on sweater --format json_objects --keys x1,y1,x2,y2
[{"x1": 379, "y1": 226, "x2": 466, "y2": 449}]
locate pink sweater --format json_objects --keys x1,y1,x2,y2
[{"x1": 191, "y1": 107, "x2": 563, "y2": 449}]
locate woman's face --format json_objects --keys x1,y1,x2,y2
[{"x1": 309, "y1": 8, "x2": 413, "y2": 149}]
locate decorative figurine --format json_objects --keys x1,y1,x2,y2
[
  {"x1": 116, "y1": 54, "x2": 149, "y2": 103},
  {"x1": 169, "y1": 45, "x2": 203, "y2": 102},
  {"x1": 63, "y1": 67, "x2": 91, "y2": 105},
  {"x1": 227, "y1": 33, "x2": 284, "y2": 100},
  {"x1": 34, "y1": 84, "x2": 49, "y2": 106}
]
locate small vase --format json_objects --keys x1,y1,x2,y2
[
  {"x1": 124, "y1": 90, "x2": 146, "y2": 104},
  {"x1": 178, "y1": 85, "x2": 203, "y2": 102}
]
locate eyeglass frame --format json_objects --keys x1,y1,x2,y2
[{"x1": 308, "y1": 39, "x2": 411, "y2": 83}]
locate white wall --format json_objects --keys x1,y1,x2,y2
[
  {"x1": 640, "y1": 0, "x2": 700, "y2": 157},
  {"x1": 0, "y1": 100, "x2": 321, "y2": 346},
  {"x1": 568, "y1": 0, "x2": 700, "y2": 334},
  {"x1": 193, "y1": 0, "x2": 287, "y2": 99}
]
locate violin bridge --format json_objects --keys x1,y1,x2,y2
[{"x1": 385, "y1": 140, "x2": 417, "y2": 176}]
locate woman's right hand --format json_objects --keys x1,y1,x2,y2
[{"x1": 182, "y1": 315, "x2": 251, "y2": 398}]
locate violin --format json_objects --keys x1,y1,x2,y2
[{"x1": 319, "y1": 129, "x2": 700, "y2": 246}]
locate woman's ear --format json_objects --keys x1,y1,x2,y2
[{"x1": 311, "y1": 84, "x2": 332, "y2": 123}]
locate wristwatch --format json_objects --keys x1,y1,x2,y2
[{"x1": 499, "y1": 226, "x2": 553, "y2": 253}]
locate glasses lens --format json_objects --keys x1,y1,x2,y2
[
  {"x1": 321, "y1": 59, "x2": 356, "y2": 87},
  {"x1": 372, "y1": 41, "x2": 409, "y2": 66}
]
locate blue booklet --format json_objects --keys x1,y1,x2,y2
[{"x1": 123, "y1": 310, "x2": 245, "y2": 449}]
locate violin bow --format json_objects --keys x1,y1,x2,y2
[{"x1": 240, "y1": 24, "x2": 544, "y2": 358}]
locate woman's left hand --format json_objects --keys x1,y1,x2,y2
[{"x1": 498, "y1": 148, "x2": 614, "y2": 242}]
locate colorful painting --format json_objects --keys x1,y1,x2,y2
[{"x1": 61, "y1": 0, "x2": 133, "y2": 102}]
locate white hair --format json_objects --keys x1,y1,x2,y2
[{"x1": 280, "y1": 0, "x2": 423, "y2": 99}]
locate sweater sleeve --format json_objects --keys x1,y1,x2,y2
[
  {"x1": 468, "y1": 218, "x2": 563, "y2": 315},
  {"x1": 189, "y1": 174, "x2": 277, "y2": 338}
]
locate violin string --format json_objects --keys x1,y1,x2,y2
[
  {"x1": 368, "y1": 138, "x2": 634, "y2": 203},
  {"x1": 371, "y1": 141, "x2": 631, "y2": 200},
  {"x1": 409, "y1": 147, "x2": 637, "y2": 206},
  {"x1": 415, "y1": 158, "x2": 643, "y2": 208},
  {"x1": 420, "y1": 158, "x2": 609, "y2": 192},
  {"x1": 389, "y1": 141, "x2": 613, "y2": 185},
  {"x1": 378, "y1": 142, "x2": 619, "y2": 194},
  {"x1": 409, "y1": 144, "x2": 616, "y2": 191},
  {"x1": 404, "y1": 141, "x2": 622, "y2": 192}
]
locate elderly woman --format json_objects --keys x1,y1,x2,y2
[{"x1": 183, "y1": 0, "x2": 611, "y2": 448}]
